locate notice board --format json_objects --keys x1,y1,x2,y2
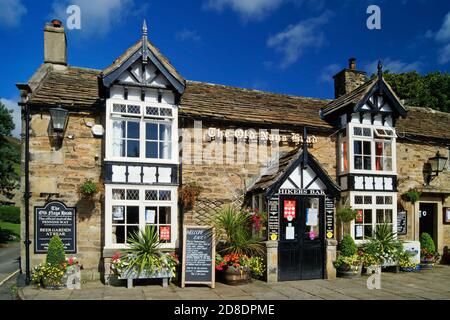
[
  {"x1": 34, "y1": 201, "x2": 76, "y2": 253},
  {"x1": 181, "y1": 226, "x2": 215, "y2": 288}
]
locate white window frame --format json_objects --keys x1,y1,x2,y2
[
  {"x1": 349, "y1": 191, "x2": 397, "y2": 244},
  {"x1": 105, "y1": 184, "x2": 178, "y2": 250},
  {"x1": 348, "y1": 123, "x2": 397, "y2": 175},
  {"x1": 105, "y1": 98, "x2": 179, "y2": 164}
]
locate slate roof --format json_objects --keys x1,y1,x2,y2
[
  {"x1": 180, "y1": 81, "x2": 333, "y2": 131},
  {"x1": 397, "y1": 106, "x2": 450, "y2": 141},
  {"x1": 27, "y1": 66, "x2": 102, "y2": 108},
  {"x1": 23, "y1": 65, "x2": 450, "y2": 142}
]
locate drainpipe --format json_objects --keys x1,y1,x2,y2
[{"x1": 24, "y1": 103, "x2": 31, "y2": 285}]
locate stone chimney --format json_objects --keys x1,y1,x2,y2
[
  {"x1": 44, "y1": 19, "x2": 67, "y2": 67},
  {"x1": 333, "y1": 58, "x2": 367, "y2": 98}
]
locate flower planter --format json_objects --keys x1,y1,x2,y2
[
  {"x1": 221, "y1": 266, "x2": 251, "y2": 285},
  {"x1": 41, "y1": 278, "x2": 64, "y2": 290},
  {"x1": 400, "y1": 266, "x2": 420, "y2": 272},
  {"x1": 336, "y1": 263, "x2": 362, "y2": 278},
  {"x1": 419, "y1": 260, "x2": 434, "y2": 270},
  {"x1": 119, "y1": 268, "x2": 174, "y2": 289}
]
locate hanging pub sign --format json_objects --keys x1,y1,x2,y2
[
  {"x1": 325, "y1": 197, "x2": 335, "y2": 239},
  {"x1": 283, "y1": 200, "x2": 296, "y2": 221},
  {"x1": 397, "y1": 210, "x2": 407, "y2": 235},
  {"x1": 268, "y1": 198, "x2": 279, "y2": 241},
  {"x1": 181, "y1": 226, "x2": 215, "y2": 288},
  {"x1": 34, "y1": 201, "x2": 76, "y2": 253}
]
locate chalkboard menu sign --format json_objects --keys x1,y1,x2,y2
[
  {"x1": 397, "y1": 210, "x2": 407, "y2": 235},
  {"x1": 181, "y1": 226, "x2": 215, "y2": 288},
  {"x1": 34, "y1": 201, "x2": 76, "y2": 253}
]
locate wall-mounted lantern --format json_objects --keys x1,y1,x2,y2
[
  {"x1": 49, "y1": 106, "x2": 69, "y2": 142},
  {"x1": 425, "y1": 151, "x2": 448, "y2": 185}
]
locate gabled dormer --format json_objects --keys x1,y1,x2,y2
[
  {"x1": 102, "y1": 21, "x2": 184, "y2": 166},
  {"x1": 321, "y1": 60, "x2": 407, "y2": 193}
]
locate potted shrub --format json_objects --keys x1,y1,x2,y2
[
  {"x1": 334, "y1": 235, "x2": 362, "y2": 278},
  {"x1": 419, "y1": 232, "x2": 439, "y2": 270},
  {"x1": 213, "y1": 206, "x2": 265, "y2": 285},
  {"x1": 79, "y1": 179, "x2": 99, "y2": 199},
  {"x1": 110, "y1": 225, "x2": 179, "y2": 288},
  {"x1": 31, "y1": 235, "x2": 66, "y2": 289},
  {"x1": 361, "y1": 241, "x2": 383, "y2": 274}
]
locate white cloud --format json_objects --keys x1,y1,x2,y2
[
  {"x1": 175, "y1": 29, "x2": 202, "y2": 42},
  {"x1": 319, "y1": 63, "x2": 341, "y2": 83},
  {"x1": 364, "y1": 58, "x2": 423, "y2": 74},
  {"x1": 51, "y1": 0, "x2": 143, "y2": 36},
  {"x1": 1, "y1": 98, "x2": 21, "y2": 138},
  {"x1": 0, "y1": 0, "x2": 27, "y2": 28},
  {"x1": 203, "y1": 0, "x2": 283, "y2": 20},
  {"x1": 436, "y1": 11, "x2": 450, "y2": 43},
  {"x1": 267, "y1": 11, "x2": 332, "y2": 69},
  {"x1": 438, "y1": 43, "x2": 450, "y2": 65}
]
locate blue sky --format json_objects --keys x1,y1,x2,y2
[{"x1": 1, "y1": 0, "x2": 450, "y2": 137}]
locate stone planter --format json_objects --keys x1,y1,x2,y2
[
  {"x1": 119, "y1": 268, "x2": 174, "y2": 289},
  {"x1": 336, "y1": 263, "x2": 362, "y2": 278},
  {"x1": 221, "y1": 266, "x2": 251, "y2": 285},
  {"x1": 41, "y1": 278, "x2": 64, "y2": 290}
]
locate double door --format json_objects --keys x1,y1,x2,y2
[{"x1": 278, "y1": 196, "x2": 325, "y2": 281}]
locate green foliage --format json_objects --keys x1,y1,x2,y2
[
  {"x1": 46, "y1": 235, "x2": 66, "y2": 267},
  {"x1": 79, "y1": 179, "x2": 99, "y2": 197},
  {"x1": 0, "y1": 205, "x2": 20, "y2": 223},
  {"x1": 333, "y1": 254, "x2": 361, "y2": 269},
  {"x1": 420, "y1": 232, "x2": 436, "y2": 254},
  {"x1": 364, "y1": 223, "x2": 404, "y2": 263},
  {"x1": 404, "y1": 188, "x2": 421, "y2": 204},
  {"x1": 213, "y1": 205, "x2": 265, "y2": 257},
  {"x1": 0, "y1": 102, "x2": 20, "y2": 198},
  {"x1": 126, "y1": 225, "x2": 166, "y2": 274},
  {"x1": 31, "y1": 263, "x2": 65, "y2": 288},
  {"x1": 339, "y1": 235, "x2": 357, "y2": 257},
  {"x1": 336, "y1": 207, "x2": 357, "y2": 223},
  {"x1": 378, "y1": 71, "x2": 450, "y2": 113}
]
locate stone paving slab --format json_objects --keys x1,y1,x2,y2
[{"x1": 16, "y1": 265, "x2": 450, "y2": 300}]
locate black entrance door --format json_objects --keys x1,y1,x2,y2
[
  {"x1": 419, "y1": 202, "x2": 437, "y2": 247},
  {"x1": 278, "y1": 196, "x2": 324, "y2": 281}
]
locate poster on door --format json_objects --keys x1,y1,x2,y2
[{"x1": 283, "y1": 200, "x2": 296, "y2": 221}]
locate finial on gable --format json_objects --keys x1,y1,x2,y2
[
  {"x1": 142, "y1": 19, "x2": 148, "y2": 65},
  {"x1": 377, "y1": 60, "x2": 383, "y2": 94},
  {"x1": 377, "y1": 60, "x2": 383, "y2": 78}
]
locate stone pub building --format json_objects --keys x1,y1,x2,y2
[{"x1": 16, "y1": 20, "x2": 450, "y2": 282}]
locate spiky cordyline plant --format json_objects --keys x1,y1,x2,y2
[
  {"x1": 126, "y1": 225, "x2": 164, "y2": 275},
  {"x1": 213, "y1": 205, "x2": 265, "y2": 257}
]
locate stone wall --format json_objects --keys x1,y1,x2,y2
[
  {"x1": 396, "y1": 140, "x2": 450, "y2": 253},
  {"x1": 21, "y1": 110, "x2": 104, "y2": 280},
  {"x1": 180, "y1": 120, "x2": 338, "y2": 225}
]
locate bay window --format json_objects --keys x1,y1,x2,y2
[
  {"x1": 349, "y1": 125, "x2": 396, "y2": 173},
  {"x1": 106, "y1": 99, "x2": 178, "y2": 163}
]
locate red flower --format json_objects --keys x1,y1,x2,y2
[
  {"x1": 68, "y1": 257, "x2": 74, "y2": 265},
  {"x1": 112, "y1": 252, "x2": 121, "y2": 262}
]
